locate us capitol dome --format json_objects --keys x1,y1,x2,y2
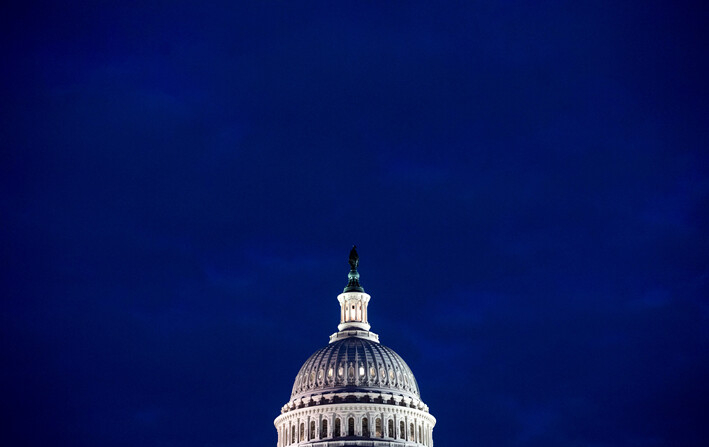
[{"x1": 274, "y1": 247, "x2": 436, "y2": 447}]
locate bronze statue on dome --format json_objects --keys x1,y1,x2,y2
[{"x1": 348, "y1": 245, "x2": 359, "y2": 271}]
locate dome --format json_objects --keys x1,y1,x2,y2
[
  {"x1": 291, "y1": 336, "x2": 420, "y2": 401},
  {"x1": 275, "y1": 248, "x2": 435, "y2": 447}
]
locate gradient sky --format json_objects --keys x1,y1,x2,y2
[{"x1": 1, "y1": 1, "x2": 708, "y2": 446}]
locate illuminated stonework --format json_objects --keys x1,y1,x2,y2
[{"x1": 274, "y1": 247, "x2": 436, "y2": 446}]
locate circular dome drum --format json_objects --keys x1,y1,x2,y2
[{"x1": 291, "y1": 337, "x2": 420, "y2": 401}]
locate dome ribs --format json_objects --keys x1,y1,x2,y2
[
  {"x1": 288, "y1": 338, "x2": 420, "y2": 404},
  {"x1": 362, "y1": 336, "x2": 376, "y2": 387}
]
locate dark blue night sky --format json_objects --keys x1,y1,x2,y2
[{"x1": 1, "y1": 1, "x2": 708, "y2": 446}]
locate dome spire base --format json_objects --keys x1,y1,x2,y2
[{"x1": 329, "y1": 329, "x2": 379, "y2": 343}]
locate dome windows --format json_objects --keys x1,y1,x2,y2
[
  {"x1": 370, "y1": 365, "x2": 376, "y2": 378},
  {"x1": 317, "y1": 369, "x2": 323, "y2": 381},
  {"x1": 389, "y1": 369, "x2": 395, "y2": 382},
  {"x1": 327, "y1": 367, "x2": 333, "y2": 379},
  {"x1": 359, "y1": 364, "x2": 365, "y2": 377}
]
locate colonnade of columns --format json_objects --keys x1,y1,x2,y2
[
  {"x1": 277, "y1": 410, "x2": 433, "y2": 447},
  {"x1": 342, "y1": 300, "x2": 366, "y2": 323}
]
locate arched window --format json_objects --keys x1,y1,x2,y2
[
  {"x1": 321, "y1": 419, "x2": 328, "y2": 439},
  {"x1": 388, "y1": 420, "x2": 394, "y2": 438},
  {"x1": 362, "y1": 417, "x2": 369, "y2": 437},
  {"x1": 375, "y1": 418, "x2": 382, "y2": 437},
  {"x1": 399, "y1": 421, "x2": 405, "y2": 439},
  {"x1": 300, "y1": 422, "x2": 305, "y2": 441},
  {"x1": 419, "y1": 425, "x2": 422, "y2": 443},
  {"x1": 409, "y1": 423, "x2": 414, "y2": 441},
  {"x1": 310, "y1": 421, "x2": 315, "y2": 440},
  {"x1": 291, "y1": 425, "x2": 296, "y2": 444},
  {"x1": 348, "y1": 417, "x2": 355, "y2": 436},
  {"x1": 334, "y1": 418, "x2": 341, "y2": 437}
]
